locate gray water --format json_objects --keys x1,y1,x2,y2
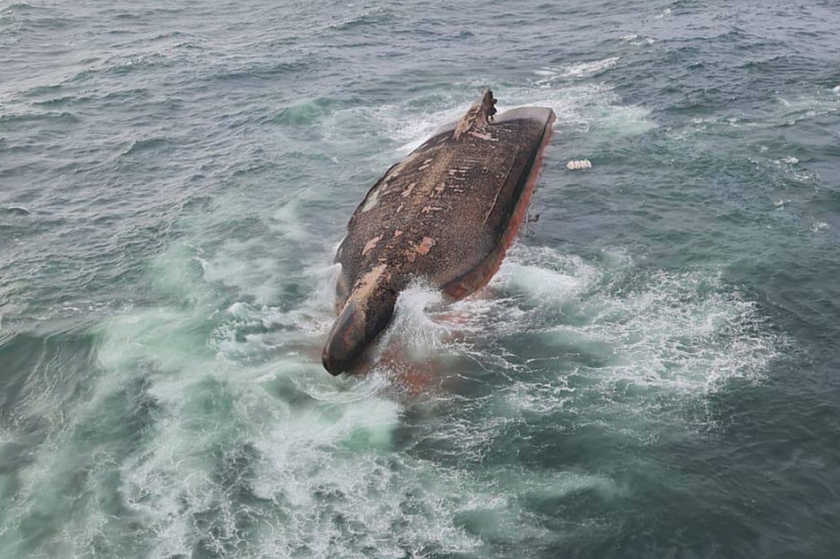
[{"x1": 2, "y1": 0, "x2": 840, "y2": 557}]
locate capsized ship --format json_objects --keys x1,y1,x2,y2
[{"x1": 323, "y1": 90, "x2": 556, "y2": 375}]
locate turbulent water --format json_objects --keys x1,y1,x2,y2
[{"x1": 1, "y1": 0, "x2": 839, "y2": 557}]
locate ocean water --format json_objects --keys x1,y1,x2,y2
[{"x1": 1, "y1": 0, "x2": 839, "y2": 557}]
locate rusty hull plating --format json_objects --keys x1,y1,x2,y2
[{"x1": 323, "y1": 90, "x2": 556, "y2": 375}]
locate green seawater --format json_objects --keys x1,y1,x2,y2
[{"x1": 1, "y1": 0, "x2": 839, "y2": 557}]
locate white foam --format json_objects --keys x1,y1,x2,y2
[
  {"x1": 92, "y1": 244, "x2": 658, "y2": 559},
  {"x1": 498, "y1": 253, "x2": 601, "y2": 306},
  {"x1": 270, "y1": 199, "x2": 310, "y2": 243},
  {"x1": 358, "y1": 246, "x2": 783, "y2": 436},
  {"x1": 776, "y1": 92, "x2": 840, "y2": 124},
  {"x1": 201, "y1": 239, "x2": 286, "y2": 305},
  {"x1": 655, "y1": 7, "x2": 672, "y2": 18},
  {"x1": 380, "y1": 282, "x2": 450, "y2": 360},
  {"x1": 562, "y1": 56, "x2": 620, "y2": 78},
  {"x1": 490, "y1": 257, "x2": 782, "y2": 433},
  {"x1": 375, "y1": 103, "x2": 470, "y2": 154},
  {"x1": 619, "y1": 34, "x2": 656, "y2": 46},
  {"x1": 499, "y1": 83, "x2": 656, "y2": 137},
  {"x1": 355, "y1": 81, "x2": 655, "y2": 159},
  {"x1": 772, "y1": 155, "x2": 817, "y2": 184},
  {"x1": 670, "y1": 87, "x2": 838, "y2": 150}
]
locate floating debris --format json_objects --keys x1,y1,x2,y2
[{"x1": 566, "y1": 159, "x2": 592, "y2": 170}]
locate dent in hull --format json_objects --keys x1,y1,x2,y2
[{"x1": 323, "y1": 90, "x2": 556, "y2": 375}]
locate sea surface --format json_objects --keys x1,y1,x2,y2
[{"x1": 1, "y1": 0, "x2": 839, "y2": 557}]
